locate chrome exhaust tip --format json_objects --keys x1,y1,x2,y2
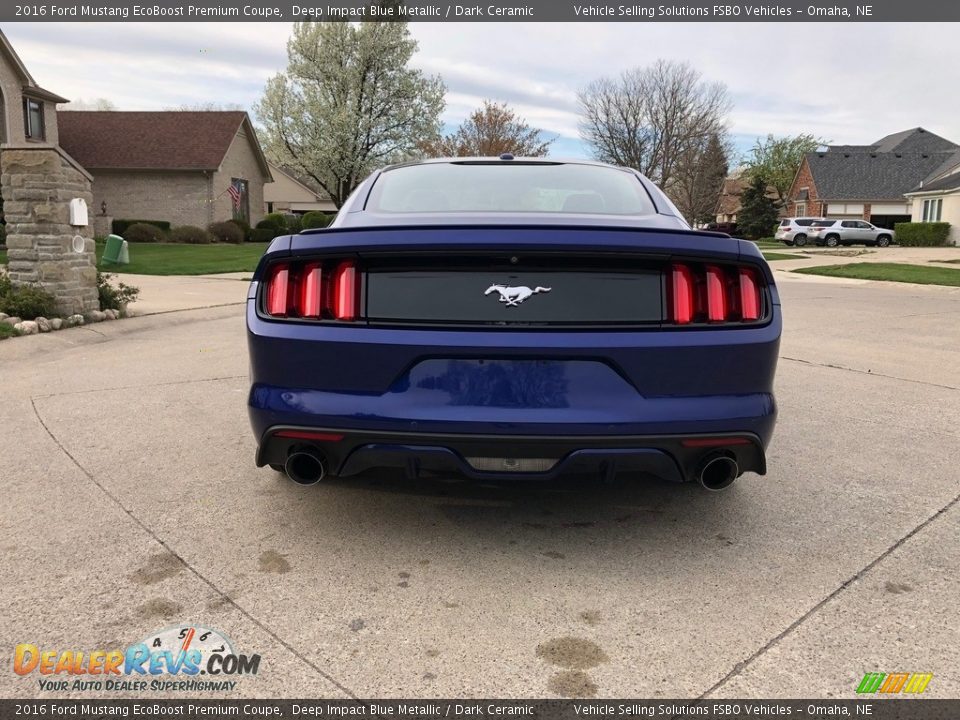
[
  {"x1": 697, "y1": 454, "x2": 739, "y2": 492},
  {"x1": 284, "y1": 451, "x2": 327, "y2": 486}
]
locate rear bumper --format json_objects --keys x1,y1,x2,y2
[{"x1": 255, "y1": 426, "x2": 768, "y2": 483}]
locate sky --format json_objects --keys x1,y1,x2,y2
[{"x1": 5, "y1": 22, "x2": 960, "y2": 161}]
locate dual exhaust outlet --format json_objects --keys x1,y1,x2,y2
[{"x1": 281, "y1": 448, "x2": 739, "y2": 491}]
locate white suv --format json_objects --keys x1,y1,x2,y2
[{"x1": 775, "y1": 217, "x2": 828, "y2": 247}]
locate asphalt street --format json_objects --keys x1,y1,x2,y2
[{"x1": 1, "y1": 272, "x2": 958, "y2": 699}]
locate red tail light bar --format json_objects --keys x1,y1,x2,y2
[
  {"x1": 262, "y1": 259, "x2": 361, "y2": 321},
  {"x1": 667, "y1": 262, "x2": 765, "y2": 325}
]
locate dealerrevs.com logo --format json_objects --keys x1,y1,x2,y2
[
  {"x1": 856, "y1": 672, "x2": 933, "y2": 694},
  {"x1": 14, "y1": 625, "x2": 261, "y2": 693}
]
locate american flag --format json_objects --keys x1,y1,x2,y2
[{"x1": 227, "y1": 181, "x2": 243, "y2": 211}]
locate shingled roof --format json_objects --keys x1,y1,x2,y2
[
  {"x1": 57, "y1": 111, "x2": 270, "y2": 175},
  {"x1": 805, "y1": 128, "x2": 959, "y2": 200}
]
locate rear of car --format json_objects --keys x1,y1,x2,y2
[
  {"x1": 247, "y1": 160, "x2": 781, "y2": 491},
  {"x1": 775, "y1": 217, "x2": 826, "y2": 247}
]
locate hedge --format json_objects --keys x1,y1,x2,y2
[
  {"x1": 258, "y1": 212, "x2": 288, "y2": 231},
  {"x1": 302, "y1": 211, "x2": 335, "y2": 230},
  {"x1": 250, "y1": 228, "x2": 278, "y2": 243},
  {"x1": 112, "y1": 219, "x2": 171, "y2": 235},
  {"x1": 893, "y1": 222, "x2": 950, "y2": 246},
  {"x1": 169, "y1": 225, "x2": 214, "y2": 244},
  {"x1": 122, "y1": 222, "x2": 166, "y2": 243},
  {"x1": 207, "y1": 221, "x2": 245, "y2": 244}
]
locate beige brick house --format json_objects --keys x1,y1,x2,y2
[{"x1": 58, "y1": 111, "x2": 272, "y2": 232}]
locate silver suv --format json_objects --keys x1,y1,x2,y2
[
  {"x1": 775, "y1": 217, "x2": 827, "y2": 247},
  {"x1": 808, "y1": 220, "x2": 895, "y2": 248}
]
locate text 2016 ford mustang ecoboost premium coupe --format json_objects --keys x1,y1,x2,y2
[{"x1": 247, "y1": 157, "x2": 780, "y2": 491}]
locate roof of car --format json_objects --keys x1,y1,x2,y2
[{"x1": 382, "y1": 156, "x2": 636, "y2": 172}]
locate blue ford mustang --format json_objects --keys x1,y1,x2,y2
[{"x1": 247, "y1": 157, "x2": 780, "y2": 491}]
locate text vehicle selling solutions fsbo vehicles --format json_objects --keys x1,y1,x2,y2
[{"x1": 246, "y1": 157, "x2": 780, "y2": 492}]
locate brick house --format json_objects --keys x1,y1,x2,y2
[
  {"x1": 57, "y1": 111, "x2": 272, "y2": 233},
  {"x1": 713, "y1": 172, "x2": 786, "y2": 228},
  {"x1": 0, "y1": 32, "x2": 68, "y2": 148},
  {"x1": 786, "y1": 128, "x2": 959, "y2": 229}
]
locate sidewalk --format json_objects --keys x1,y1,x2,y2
[
  {"x1": 767, "y1": 245, "x2": 960, "y2": 273},
  {"x1": 122, "y1": 273, "x2": 250, "y2": 315}
]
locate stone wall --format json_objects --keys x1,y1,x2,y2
[{"x1": 1, "y1": 146, "x2": 99, "y2": 316}]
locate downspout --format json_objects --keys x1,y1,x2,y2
[{"x1": 205, "y1": 170, "x2": 213, "y2": 225}]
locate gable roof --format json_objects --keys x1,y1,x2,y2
[
  {"x1": 57, "y1": 111, "x2": 271, "y2": 176},
  {"x1": 804, "y1": 128, "x2": 960, "y2": 201},
  {"x1": 0, "y1": 29, "x2": 69, "y2": 104}
]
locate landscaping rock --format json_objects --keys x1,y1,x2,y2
[
  {"x1": 87, "y1": 310, "x2": 107, "y2": 323},
  {"x1": 50, "y1": 318, "x2": 63, "y2": 331},
  {"x1": 36, "y1": 317, "x2": 52, "y2": 333},
  {"x1": 3, "y1": 316, "x2": 22, "y2": 327},
  {"x1": 14, "y1": 320, "x2": 38, "y2": 335},
  {"x1": 103, "y1": 309, "x2": 117, "y2": 320},
  {"x1": 66, "y1": 314, "x2": 85, "y2": 326},
  {"x1": 0, "y1": 312, "x2": 7, "y2": 321}
]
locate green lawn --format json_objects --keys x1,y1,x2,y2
[
  {"x1": 763, "y1": 252, "x2": 805, "y2": 261},
  {"x1": 96, "y1": 241, "x2": 269, "y2": 275},
  {"x1": 794, "y1": 262, "x2": 960, "y2": 287}
]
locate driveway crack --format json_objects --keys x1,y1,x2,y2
[
  {"x1": 29, "y1": 396, "x2": 359, "y2": 700},
  {"x1": 781, "y1": 355, "x2": 959, "y2": 391},
  {"x1": 699, "y1": 484, "x2": 960, "y2": 698}
]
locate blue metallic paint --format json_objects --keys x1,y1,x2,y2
[{"x1": 246, "y1": 162, "x2": 780, "y2": 484}]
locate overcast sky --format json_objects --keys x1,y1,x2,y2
[{"x1": 5, "y1": 22, "x2": 958, "y2": 160}]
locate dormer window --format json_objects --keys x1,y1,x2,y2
[{"x1": 23, "y1": 97, "x2": 45, "y2": 140}]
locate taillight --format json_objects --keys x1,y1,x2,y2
[
  {"x1": 669, "y1": 264, "x2": 695, "y2": 325},
  {"x1": 739, "y1": 267, "x2": 761, "y2": 321},
  {"x1": 265, "y1": 263, "x2": 291, "y2": 317},
  {"x1": 333, "y1": 262, "x2": 359, "y2": 321},
  {"x1": 262, "y1": 259, "x2": 361, "y2": 321},
  {"x1": 667, "y1": 262, "x2": 765, "y2": 325}
]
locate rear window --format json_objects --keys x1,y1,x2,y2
[
  {"x1": 795, "y1": 219, "x2": 817, "y2": 226},
  {"x1": 366, "y1": 162, "x2": 657, "y2": 215},
  {"x1": 812, "y1": 220, "x2": 834, "y2": 227},
  {"x1": 780, "y1": 219, "x2": 791, "y2": 226}
]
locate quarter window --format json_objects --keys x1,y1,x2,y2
[{"x1": 23, "y1": 98, "x2": 44, "y2": 140}]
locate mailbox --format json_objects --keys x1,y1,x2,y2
[{"x1": 69, "y1": 198, "x2": 89, "y2": 227}]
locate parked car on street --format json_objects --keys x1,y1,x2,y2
[
  {"x1": 247, "y1": 157, "x2": 780, "y2": 492},
  {"x1": 808, "y1": 220, "x2": 895, "y2": 248},
  {"x1": 775, "y1": 217, "x2": 828, "y2": 247}
]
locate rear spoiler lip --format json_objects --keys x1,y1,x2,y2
[{"x1": 251, "y1": 226, "x2": 773, "y2": 284}]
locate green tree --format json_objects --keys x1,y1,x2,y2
[
  {"x1": 255, "y1": 21, "x2": 446, "y2": 208},
  {"x1": 737, "y1": 174, "x2": 779, "y2": 240},
  {"x1": 670, "y1": 132, "x2": 730, "y2": 225},
  {"x1": 420, "y1": 100, "x2": 553, "y2": 158},
  {"x1": 744, "y1": 133, "x2": 827, "y2": 210}
]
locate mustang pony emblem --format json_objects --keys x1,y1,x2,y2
[{"x1": 484, "y1": 284, "x2": 552, "y2": 307}]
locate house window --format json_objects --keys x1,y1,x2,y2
[
  {"x1": 23, "y1": 98, "x2": 45, "y2": 140},
  {"x1": 795, "y1": 203, "x2": 806, "y2": 216},
  {"x1": 922, "y1": 198, "x2": 943, "y2": 222},
  {"x1": 229, "y1": 178, "x2": 249, "y2": 222}
]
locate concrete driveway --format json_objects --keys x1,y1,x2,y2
[{"x1": 1, "y1": 273, "x2": 958, "y2": 700}]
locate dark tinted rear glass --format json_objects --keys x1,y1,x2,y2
[
  {"x1": 812, "y1": 220, "x2": 834, "y2": 227},
  {"x1": 367, "y1": 162, "x2": 656, "y2": 215},
  {"x1": 795, "y1": 219, "x2": 817, "y2": 226},
  {"x1": 780, "y1": 220, "x2": 790, "y2": 226}
]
